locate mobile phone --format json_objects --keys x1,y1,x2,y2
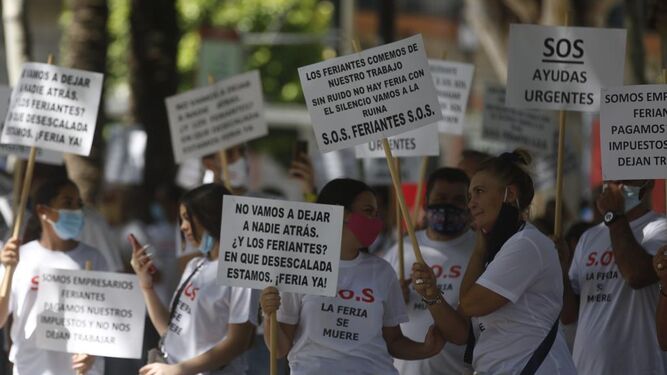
[{"x1": 293, "y1": 140, "x2": 308, "y2": 161}]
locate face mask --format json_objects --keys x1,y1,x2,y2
[
  {"x1": 484, "y1": 188, "x2": 524, "y2": 266},
  {"x1": 346, "y1": 212, "x2": 384, "y2": 248},
  {"x1": 622, "y1": 184, "x2": 642, "y2": 213},
  {"x1": 426, "y1": 203, "x2": 468, "y2": 236},
  {"x1": 43, "y1": 209, "x2": 85, "y2": 240},
  {"x1": 197, "y1": 232, "x2": 215, "y2": 256},
  {"x1": 227, "y1": 158, "x2": 248, "y2": 188}
]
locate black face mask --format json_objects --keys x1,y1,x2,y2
[
  {"x1": 426, "y1": 203, "x2": 469, "y2": 236},
  {"x1": 484, "y1": 201, "x2": 524, "y2": 267}
]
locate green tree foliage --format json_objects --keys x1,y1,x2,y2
[{"x1": 106, "y1": 0, "x2": 333, "y2": 103}]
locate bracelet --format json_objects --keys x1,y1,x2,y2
[
  {"x1": 660, "y1": 283, "x2": 667, "y2": 298},
  {"x1": 422, "y1": 295, "x2": 443, "y2": 306}
]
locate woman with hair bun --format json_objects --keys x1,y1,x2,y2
[{"x1": 413, "y1": 150, "x2": 577, "y2": 374}]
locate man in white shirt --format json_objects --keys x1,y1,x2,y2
[
  {"x1": 384, "y1": 167, "x2": 475, "y2": 375},
  {"x1": 562, "y1": 180, "x2": 667, "y2": 375}
]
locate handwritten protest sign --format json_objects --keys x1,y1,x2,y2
[
  {"x1": 429, "y1": 60, "x2": 474, "y2": 134},
  {"x1": 0, "y1": 63, "x2": 103, "y2": 155},
  {"x1": 0, "y1": 86, "x2": 63, "y2": 165},
  {"x1": 482, "y1": 86, "x2": 555, "y2": 155},
  {"x1": 506, "y1": 24, "x2": 626, "y2": 112},
  {"x1": 600, "y1": 84, "x2": 667, "y2": 180},
  {"x1": 355, "y1": 123, "x2": 439, "y2": 158},
  {"x1": 219, "y1": 196, "x2": 343, "y2": 297},
  {"x1": 166, "y1": 70, "x2": 267, "y2": 164},
  {"x1": 34, "y1": 269, "x2": 145, "y2": 359},
  {"x1": 298, "y1": 34, "x2": 442, "y2": 152}
]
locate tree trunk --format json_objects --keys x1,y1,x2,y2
[
  {"x1": 657, "y1": 0, "x2": 667, "y2": 72},
  {"x1": 62, "y1": 0, "x2": 109, "y2": 205},
  {"x1": 129, "y1": 0, "x2": 179, "y2": 203},
  {"x1": 2, "y1": 0, "x2": 31, "y2": 85},
  {"x1": 624, "y1": 0, "x2": 647, "y2": 84}
]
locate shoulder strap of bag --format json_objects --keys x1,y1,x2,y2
[
  {"x1": 519, "y1": 319, "x2": 559, "y2": 375},
  {"x1": 168, "y1": 259, "x2": 206, "y2": 324}
]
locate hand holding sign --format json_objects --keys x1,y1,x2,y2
[
  {"x1": 71, "y1": 353, "x2": 95, "y2": 374},
  {"x1": 0, "y1": 237, "x2": 20, "y2": 269}
]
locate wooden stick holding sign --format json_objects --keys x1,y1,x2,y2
[
  {"x1": 383, "y1": 139, "x2": 426, "y2": 264},
  {"x1": 395, "y1": 158, "x2": 405, "y2": 282},
  {"x1": 553, "y1": 13, "x2": 570, "y2": 240},
  {"x1": 412, "y1": 156, "x2": 429, "y2": 223},
  {"x1": 207, "y1": 74, "x2": 234, "y2": 193},
  {"x1": 270, "y1": 312, "x2": 278, "y2": 375},
  {"x1": 0, "y1": 54, "x2": 54, "y2": 299}
]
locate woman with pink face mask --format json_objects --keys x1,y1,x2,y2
[{"x1": 260, "y1": 178, "x2": 445, "y2": 375}]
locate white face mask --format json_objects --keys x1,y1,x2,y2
[{"x1": 227, "y1": 157, "x2": 248, "y2": 188}]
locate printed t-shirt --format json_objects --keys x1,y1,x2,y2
[
  {"x1": 162, "y1": 257, "x2": 258, "y2": 375},
  {"x1": 383, "y1": 229, "x2": 474, "y2": 375},
  {"x1": 569, "y1": 211, "x2": 667, "y2": 375},
  {"x1": 473, "y1": 223, "x2": 577, "y2": 374},
  {"x1": 1, "y1": 240, "x2": 107, "y2": 375},
  {"x1": 277, "y1": 252, "x2": 408, "y2": 375}
]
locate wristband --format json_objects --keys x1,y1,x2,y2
[{"x1": 422, "y1": 295, "x2": 443, "y2": 306}]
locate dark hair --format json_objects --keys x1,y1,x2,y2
[
  {"x1": 425, "y1": 167, "x2": 470, "y2": 205},
  {"x1": 477, "y1": 149, "x2": 534, "y2": 210},
  {"x1": 23, "y1": 178, "x2": 79, "y2": 242},
  {"x1": 317, "y1": 178, "x2": 375, "y2": 210},
  {"x1": 179, "y1": 184, "x2": 231, "y2": 244}
]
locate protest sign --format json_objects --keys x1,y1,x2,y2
[
  {"x1": 219, "y1": 196, "x2": 343, "y2": 297},
  {"x1": 482, "y1": 86, "x2": 555, "y2": 155},
  {"x1": 429, "y1": 60, "x2": 474, "y2": 134},
  {"x1": 0, "y1": 86, "x2": 63, "y2": 165},
  {"x1": 600, "y1": 84, "x2": 667, "y2": 180},
  {"x1": 34, "y1": 268, "x2": 145, "y2": 359},
  {"x1": 298, "y1": 34, "x2": 442, "y2": 153},
  {"x1": 363, "y1": 157, "x2": 423, "y2": 185},
  {"x1": 355, "y1": 123, "x2": 439, "y2": 158},
  {"x1": 166, "y1": 70, "x2": 267, "y2": 164},
  {"x1": 506, "y1": 24, "x2": 626, "y2": 112},
  {"x1": 0, "y1": 63, "x2": 103, "y2": 155}
]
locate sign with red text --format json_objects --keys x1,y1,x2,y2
[
  {"x1": 298, "y1": 34, "x2": 442, "y2": 152},
  {"x1": 600, "y1": 84, "x2": 667, "y2": 180},
  {"x1": 355, "y1": 123, "x2": 439, "y2": 158},
  {"x1": 34, "y1": 268, "x2": 146, "y2": 359},
  {"x1": 166, "y1": 70, "x2": 267, "y2": 163},
  {"x1": 219, "y1": 196, "x2": 343, "y2": 297},
  {"x1": 0, "y1": 63, "x2": 103, "y2": 155},
  {"x1": 429, "y1": 60, "x2": 474, "y2": 134},
  {"x1": 506, "y1": 24, "x2": 626, "y2": 112}
]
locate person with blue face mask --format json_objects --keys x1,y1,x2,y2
[
  {"x1": 382, "y1": 167, "x2": 475, "y2": 375},
  {"x1": 0, "y1": 178, "x2": 108, "y2": 375},
  {"x1": 130, "y1": 183, "x2": 258, "y2": 375},
  {"x1": 561, "y1": 179, "x2": 667, "y2": 375}
]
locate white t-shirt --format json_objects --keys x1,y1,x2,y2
[
  {"x1": 2, "y1": 240, "x2": 107, "y2": 375},
  {"x1": 162, "y1": 257, "x2": 258, "y2": 375},
  {"x1": 569, "y1": 211, "x2": 667, "y2": 375},
  {"x1": 383, "y1": 229, "x2": 474, "y2": 375},
  {"x1": 473, "y1": 223, "x2": 576, "y2": 374},
  {"x1": 277, "y1": 252, "x2": 408, "y2": 375}
]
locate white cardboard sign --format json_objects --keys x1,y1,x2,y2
[
  {"x1": 0, "y1": 63, "x2": 103, "y2": 155},
  {"x1": 506, "y1": 24, "x2": 626, "y2": 112},
  {"x1": 429, "y1": 60, "x2": 474, "y2": 134},
  {"x1": 166, "y1": 70, "x2": 267, "y2": 164},
  {"x1": 482, "y1": 86, "x2": 555, "y2": 155},
  {"x1": 0, "y1": 86, "x2": 63, "y2": 165},
  {"x1": 600, "y1": 84, "x2": 667, "y2": 180},
  {"x1": 355, "y1": 123, "x2": 439, "y2": 158},
  {"x1": 34, "y1": 268, "x2": 146, "y2": 359},
  {"x1": 219, "y1": 195, "x2": 343, "y2": 297},
  {"x1": 298, "y1": 34, "x2": 443, "y2": 152}
]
